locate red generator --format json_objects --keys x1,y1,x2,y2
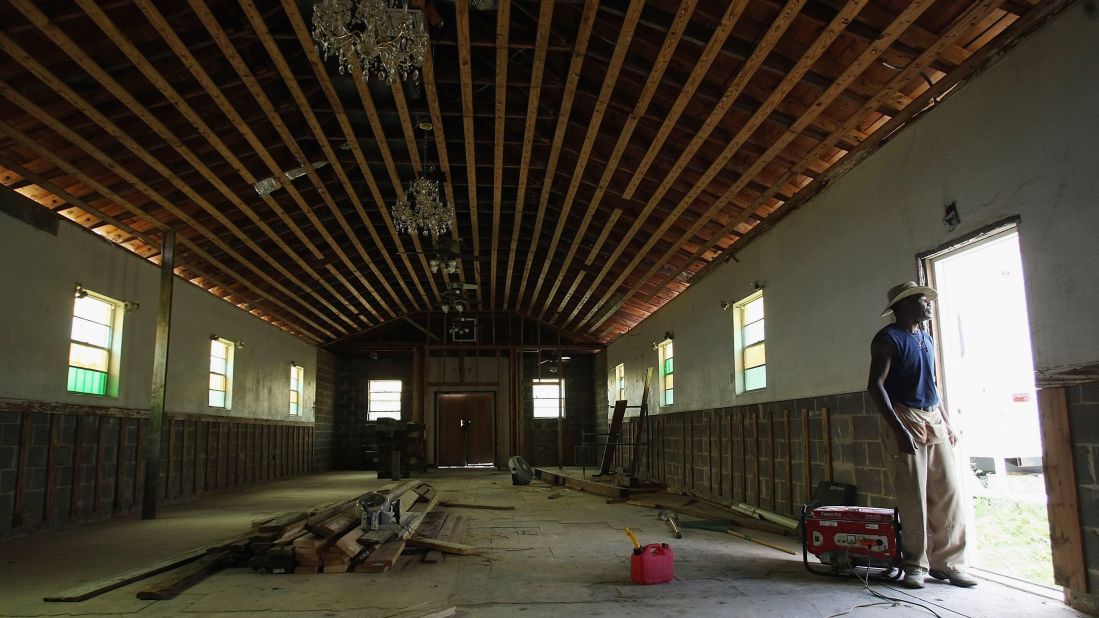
[{"x1": 802, "y1": 506, "x2": 902, "y2": 580}]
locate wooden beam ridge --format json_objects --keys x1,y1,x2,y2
[
  {"x1": 246, "y1": 0, "x2": 416, "y2": 321},
  {"x1": 560, "y1": 0, "x2": 800, "y2": 330},
  {"x1": 527, "y1": 0, "x2": 645, "y2": 321},
  {"x1": 574, "y1": 0, "x2": 942, "y2": 334},
  {"x1": 0, "y1": 120, "x2": 331, "y2": 341},
  {"x1": 143, "y1": 230, "x2": 175, "y2": 520},
  {"x1": 536, "y1": 0, "x2": 697, "y2": 316},
  {"x1": 490, "y1": 0, "x2": 512, "y2": 309},
  {"x1": 621, "y1": 0, "x2": 751, "y2": 201},
  {"x1": 0, "y1": 18, "x2": 341, "y2": 339},
  {"x1": 674, "y1": 0, "x2": 1033, "y2": 290},
  {"x1": 455, "y1": 0, "x2": 485, "y2": 300},
  {"x1": 188, "y1": 0, "x2": 424, "y2": 319},
  {"x1": 17, "y1": 0, "x2": 359, "y2": 334},
  {"x1": 503, "y1": 0, "x2": 553, "y2": 310},
  {"x1": 514, "y1": 0, "x2": 599, "y2": 310}
]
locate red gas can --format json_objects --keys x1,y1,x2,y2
[{"x1": 630, "y1": 543, "x2": 674, "y2": 584}]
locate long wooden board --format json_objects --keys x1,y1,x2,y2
[
  {"x1": 135, "y1": 550, "x2": 229, "y2": 600},
  {"x1": 44, "y1": 533, "x2": 251, "y2": 602},
  {"x1": 406, "y1": 538, "x2": 479, "y2": 556},
  {"x1": 534, "y1": 467, "x2": 629, "y2": 500},
  {"x1": 599, "y1": 400, "x2": 628, "y2": 475}
]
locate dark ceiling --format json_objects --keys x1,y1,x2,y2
[{"x1": 0, "y1": 0, "x2": 1067, "y2": 346}]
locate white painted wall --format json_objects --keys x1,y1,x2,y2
[
  {"x1": 0, "y1": 214, "x2": 317, "y2": 421},
  {"x1": 607, "y1": 4, "x2": 1099, "y2": 412}
]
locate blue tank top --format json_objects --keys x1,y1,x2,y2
[{"x1": 876, "y1": 324, "x2": 940, "y2": 409}]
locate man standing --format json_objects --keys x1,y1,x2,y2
[{"x1": 868, "y1": 281, "x2": 977, "y2": 589}]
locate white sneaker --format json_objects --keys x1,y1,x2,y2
[
  {"x1": 902, "y1": 567, "x2": 927, "y2": 589},
  {"x1": 929, "y1": 568, "x2": 978, "y2": 587}
]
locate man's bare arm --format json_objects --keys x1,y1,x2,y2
[{"x1": 868, "y1": 335, "x2": 917, "y2": 454}]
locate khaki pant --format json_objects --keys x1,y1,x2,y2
[{"x1": 884, "y1": 405, "x2": 968, "y2": 571}]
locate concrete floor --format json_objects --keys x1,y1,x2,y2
[{"x1": 0, "y1": 470, "x2": 1085, "y2": 617}]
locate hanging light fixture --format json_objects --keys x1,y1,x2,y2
[
  {"x1": 392, "y1": 122, "x2": 454, "y2": 236},
  {"x1": 311, "y1": 0, "x2": 429, "y2": 84}
]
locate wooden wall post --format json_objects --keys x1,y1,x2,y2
[
  {"x1": 143, "y1": 229, "x2": 175, "y2": 520},
  {"x1": 1037, "y1": 386, "x2": 1087, "y2": 592}
]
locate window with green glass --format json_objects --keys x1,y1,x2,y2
[
  {"x1": 68, "y1": 293, "x2": 120, "y2": 396},
  {"x1": 736, "y1": 292, "x2": 766, "y2": 392},
  {"x1": 290, "y1": 364, "x2": 304, "y2": 416},
  {"x1": 658, "y1": 340, "x2": 674, "y2": 406},
  {"x1": 209, "y1": 338, "x2": 234, "y2": 409}
]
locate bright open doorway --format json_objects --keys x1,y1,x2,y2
[{"x1": 925, "y1": 225, "x2": 1056, "y2": 589}]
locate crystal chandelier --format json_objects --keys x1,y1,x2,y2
[
  {"x1": 311, "y1": 0, "x2": 429, "y2": 84},
  {"x1": 392, "y1": 123, "x2": 454, "y2": 236}
]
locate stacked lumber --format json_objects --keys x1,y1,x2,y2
[{"x1": 45, "y1": 480, "x2": 482, "y2": 604}]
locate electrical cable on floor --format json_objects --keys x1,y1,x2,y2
[{"x1": 824, "y1": 552, "x2": 944, "y2": 618}]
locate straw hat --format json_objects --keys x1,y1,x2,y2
[{"x1": 881, "y1": 281, "x2": 937, "y2": 317}]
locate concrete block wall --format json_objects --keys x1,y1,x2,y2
[
  {"x1": 314, "y1": 349, "x2": 336, "y2": 471},
  {"x1": 620, "y1": 390, "x2": 896, "y2": 517},
  {"x1": 0, "y1": 405, "x2": 314, "y2": 536},
  {"x1": 522, "y1": 354, "x2": 597, "y2": 468},
  {"x1": 1068, "y1": 382, "x2": 1099, "y2": 597},
  {"x1": 333, "y1": 354, "x2": 414, "y2": 469}
]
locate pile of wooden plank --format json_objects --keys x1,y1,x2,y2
[
  {"x1": 249, "y1": 480, "x2": 479, "y2": 574},
  {"x1": 44, "y1": 480, "x2": 483, "y2": 604}
]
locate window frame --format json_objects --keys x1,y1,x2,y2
[
  {"x1": 657, "y1": 339, "x2": 674, "y2": 406},
  {"x1": 208, "y1": 337, "x2": 235, "y2": 410},
  {"x1": 67, "y1": 290, "x2": 124, "y2": 397},
  {"x1": 614, "y1": 363, "x2": 625, "y2": 402},
  {"x1": 368, "y1": 379, "x2": 403, "y2": 421},
  {"x1": 289, "y1": 364, "x2": 304, "y2": 416},
  {"x1": 532, "y1": 378, "x2": 565, "y2": 419},
  {"x1": 733, "y1": 290, "x2": 767, "y2": 393}
]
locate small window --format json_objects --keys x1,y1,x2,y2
[
  {"x1": 735, "y1": 291, "x2": 766, "y2": 392},
  {"x1": 614, "y1": 363, "x2": 625, "y2": 402},
  {"x1": 533, "y1": 378, "x2": 565, "y2": 419},
  {"x1": 68, "y1": 291, "x2": 123, "y2": 396},
  {"x1": 368, "y1": 380, "x2": 402, "y2": 420},
  {"x1": 658, "y1": 340, "x2": 674, "y2": 406},
  {"x1": 209, "y1": 338, "x2": 235, "y2": 409},
  {"x1": 289, "y1": 364, "x2": 304, "y2": 416}
]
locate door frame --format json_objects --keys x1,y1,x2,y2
[
  {"x1": 433, "y1": 390, "x2": 497, "y2": 467},
  {"x1": 916, "y1": 217, "x2": 1086, "y2": 592}
]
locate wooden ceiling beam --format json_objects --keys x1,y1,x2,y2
[
  {"x1": 530, "y1": 0, "x2": 695, "y2": 321},
  {"x1": 553, "y1": 0, "x2": 797, "y2": 325},
  {"x1": 0, "y1": 119, "x2": 333, "y2": 340},
  {"x1": 620, "y1": 0, "x2": 785, "y2": 201},
  {"x1": 422, "y1": 43, "x2": 469, "y2": 288},
  {"x1": 577, "y1": 0, "x2": 986, "y2": 335},
  {"x1": 244, "y1": 0, "x2": 410, "y2": 325},
  {"x1": 129, "y1": 0, "x2": 376, "y2": 328},
  {"x1": 0, "y1": 81, "x2": 353, "y2": 338},
  {"x1": 503, "y1": 0, "x2": 553, "y2": 310},
  {"x1": 666, "y1": 0, "x2": 1024, "y2": 300},
  {"x1": 456, "y1": 0, "x2": 485, "y2": 302},
  {"x1": 276, "y1": 0, "x2": 430, "y2": 312},
  {"x1": 13, "y1": 0, "x2": 359, "y2": 332},
  {"x1": 514, "y1": 0, "x2": 598, "y2": 309},
  {"x1": 490, "y1": 0, "x2": 511, "y2": 309},
  {"x1": 525, "y1": 0, "x2": 644, "y2": 319}
]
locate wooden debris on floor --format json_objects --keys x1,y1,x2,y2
[{"x1": 45, "y1": 479, "x2": 481, "y2": 603}]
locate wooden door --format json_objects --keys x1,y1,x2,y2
[{"x1": 436, "y1": 392, "x2": 495, "y2": 466}]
